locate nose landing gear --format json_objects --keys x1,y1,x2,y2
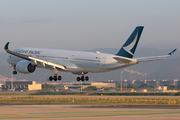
[
  {"x1": 12, "y1": 65, "x2": 17, "y2": 75},
  {"x1": 13, "y1": 71, "x2": 17, "y2": 75}
]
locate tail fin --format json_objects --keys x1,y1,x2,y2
[{"x1": 116, "y1": 26, "x2": 144, "y2": 58}]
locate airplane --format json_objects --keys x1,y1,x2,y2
[{"x1": 4, "y1": 26, "x2": 177, "y2": 82}]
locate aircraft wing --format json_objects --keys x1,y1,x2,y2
[
  {"x1": 4, "y1": 42, "x2": 67, "y2": 71},
  {"x1": 135, "y1": 49, "x2": 177, "y2": 62}
]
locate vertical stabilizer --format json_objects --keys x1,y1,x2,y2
[{"x1": 116, "y1": 26, "x2": 144, "y2": 58}]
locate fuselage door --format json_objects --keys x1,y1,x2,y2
[{"x1": 101, "y1": 57, "x2": 106, "y2": 66}]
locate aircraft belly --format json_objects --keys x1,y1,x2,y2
[
  {"x1": 74, "y1": 61, "x2": 100, "y2": 72},
  {"x1": 84, "y1": 62, "x2": 137, "y2": 73},
  {"x1": 74, "y1": 61, "x2": 117, "y2": 73}
]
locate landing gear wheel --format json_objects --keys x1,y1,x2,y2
[
  {"x1": 81, "y1": 76, "x2": 84, "y2": 81},
  {"x1": 13, "y1": 71, "x2": 17, "y2": 75},
  {"x1": 49, "y1": 74, "x2": 62, "y2": 81},
  {"x1": 85, "y1": 76, "x2": 89, "y2": 81},
  {"x1": 58, "y1": 76, "x2": 62, "y2": 80},
  {"x1": 77, "y1": 77, "x2": 80, "y2": 81},
  {"x1": 54, "y1": 76, "x2": 57, "y2": 81},
  {"x1": 49, "y1": 76, "x2": 53, "y2": 81}
]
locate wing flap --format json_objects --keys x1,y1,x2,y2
[{"x1": 29, "y1": 56, "x2": 66, "y2": 71}]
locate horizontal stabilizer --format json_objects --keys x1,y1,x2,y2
[{"x1": 113, "y1": 56, "x2": 137, "y2": 63}]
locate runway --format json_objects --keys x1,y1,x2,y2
[{"x1": 1, "y1": 103, "x2": 180, "y2": 120}]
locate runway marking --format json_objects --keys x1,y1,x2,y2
[{"x1": 0, "y1": 110, "x2": 180, "y2": 119}]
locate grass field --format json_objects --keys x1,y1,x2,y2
[
  {"x1": 30, "y1": 91, "x2": 180, "y2": 96},
  {"x1": 0, "y1": 96, "x2": 180, "y2": 105},
  {"x1": 0, "y1": 91, "x2": 180, "y2": 105}
]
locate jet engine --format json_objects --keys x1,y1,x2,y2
[{"x1": 16, "y1": 60, "x2": 36, "y2": 74}]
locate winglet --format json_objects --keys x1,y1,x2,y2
[
  {"x1": 4, "y1": 42, "x2": 10, "y2": 50},
  {"x1": 168, "y1": 49, "x2": 177, "y2": 55}
]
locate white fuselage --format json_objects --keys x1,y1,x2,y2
[{"x1": 7, "y1": 47, "x2": 138, "y2": 74}]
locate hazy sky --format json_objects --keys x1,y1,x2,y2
[{"x1": 0, "y1": 0, "x2": 180, "y2": 52}]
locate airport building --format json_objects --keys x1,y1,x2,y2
[
  {"x1": 146, "y1": 80, "x2": 157, "y2": 86},
  {"x1": 0, "y1": 83, "x2": 2, "y2": 91},
  {"x1": 98, "y1": 80, "x2": 131, "y2": 87},
  {"x1": 132, "y1": 81, "x2": 144, "y2": 87},
  {"x1": 64, "y1": 82, "x2": 116, "y2": 90},
  {"x1": 0, "y1": 83, "x2": 2, "y2": 88},
  {"x1": 1, "y1": 81, "x2": 42, "y2": 91},
  {"x1": 158, "y1": 80, "x2": 170, "y2": 86},
  {"x1": 175, "y1": 81, "x2": 180, "y2": 86}
]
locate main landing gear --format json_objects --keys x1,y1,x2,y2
[
  {"x1": 48, "y1": 72, "x2": 89, "y2": 82},
  {"x1": 49, "y1": 73, "x2": 62, "y2": 81},
  {"x1": 76, "y1": 72, "x2": 89, "y2": 82},
  {"x1": 76, "y1": 76, "x2": 89, "y2": 81},
  {"x1": 12, "y1": 65, "x2": 17, "y2": 75}
]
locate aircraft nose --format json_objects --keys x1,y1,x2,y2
[{"x1": 7, "y1": 54, "x2": 11, "y2": 64}]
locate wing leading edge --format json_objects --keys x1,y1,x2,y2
[
  {"x1": 4, "y1": 42, "x2": 67, "y2": 71},
  {"x1": 135, "y1": 49, "x2": 177, "y2": 62}
]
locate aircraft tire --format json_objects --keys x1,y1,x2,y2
[
  {"x1": 54, "y1": 76, "x2": 57, "y2": 81},
  {"x1": 85, "y1": 76, "x2": 89, "y2": 81},
  {"x1": 81, "y1": 76, "x2": 84, "y2": 81},
  {"x1": 58, "y1": 76, "x2": 62, "y2": 80},
  {"x1": 49, "y1": 76, "x2": 53, "y2": 81},
  {"x1": 77, "y1": 77, "x2": 80, "y2": 81},
  {"x1": 13, "y1": 71, "x2": 17, "y2": 75}
]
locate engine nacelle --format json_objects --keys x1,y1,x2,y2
[{"x1": 16, "y1": 60, "x2": 36, "y2": 74}]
